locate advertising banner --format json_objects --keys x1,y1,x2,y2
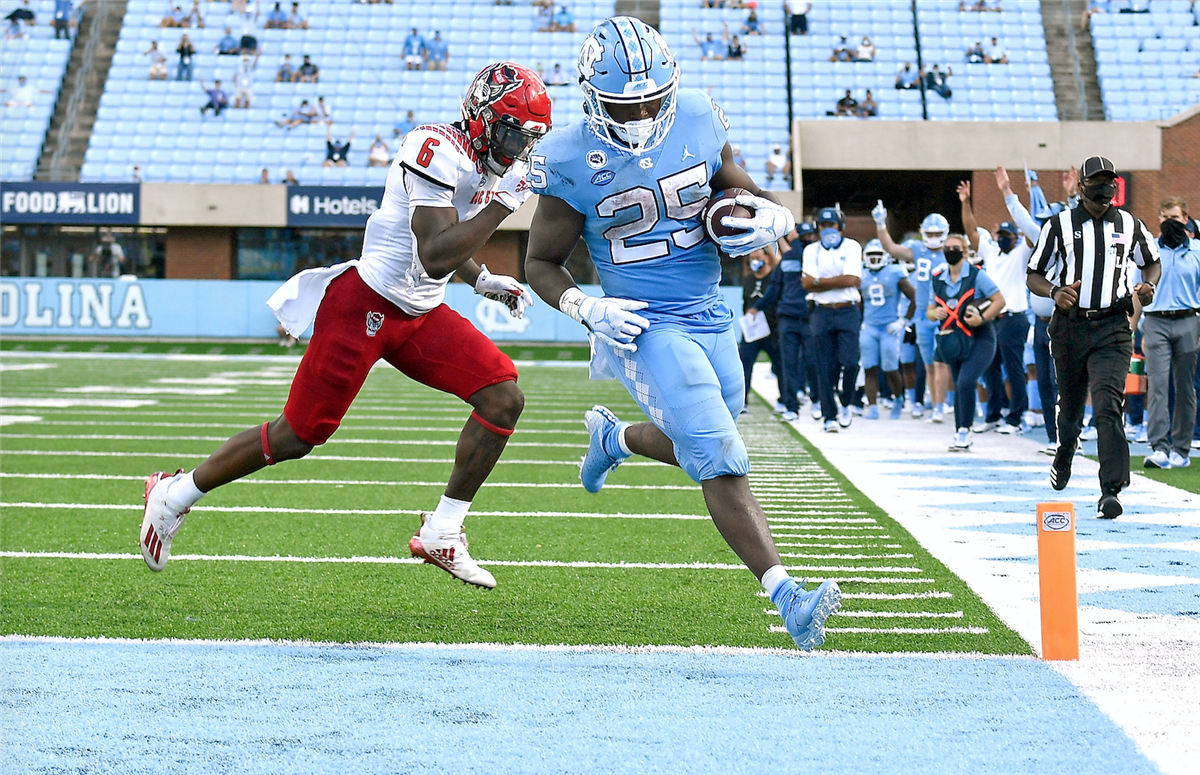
[
  {"x1": 0, "y1": 182, "x2": 140, "y2": 225},
  {"x1": 286, "y1": 186, "x2": 385, "y2": 228}
]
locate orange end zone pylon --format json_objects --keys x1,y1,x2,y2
[{"x1": 1037, "y1": 502, "x2": 1079, "y2": 661}]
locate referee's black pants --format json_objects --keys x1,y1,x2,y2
[{"x1": 1048, "y1": 311, "x2": 1133, "y2": 494}]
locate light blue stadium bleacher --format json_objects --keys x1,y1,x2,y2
[
  {"x1": 82, "y1": 0, "x2": 615, "y2": 183},
  {"x1": 0, "y1": 0, "x2": 77, "y2": 180},
  {"x1": 1091, "y1": 0, "x2": 1200, "y2": 121}
]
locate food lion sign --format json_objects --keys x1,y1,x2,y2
[
  {"x1": 0, "y1": 182, "x2": 139, "y2": 225},
  {"x1": 287, "y1": 186, "x2": 383, "y2": 227}
]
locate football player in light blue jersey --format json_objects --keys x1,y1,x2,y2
[
  {"x1": 860, "y1": 239, "x2": 916, "y2": 420},
  {"x1": 873, "y1": 203, "x2": 952, "y2": 422},
  {"x1": 524, "y1": 16, "x2": 840, "y2": 650}
]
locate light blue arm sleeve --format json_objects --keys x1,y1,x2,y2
[{"x1": 1004, "y1": 193, "x2": 1042, "y2": 241}]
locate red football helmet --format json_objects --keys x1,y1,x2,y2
[{"x1": 463, "y1": 62, "x2": 552, "y2": 175}]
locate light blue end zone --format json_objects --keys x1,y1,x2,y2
[{"x1": 0, "y1": 641, "x2": 1162, "y2": 775}]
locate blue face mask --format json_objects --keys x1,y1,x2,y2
[
  {"x1": 749, "y1": 258, "x2": 765, "y2": 272},
  {"x1": 819, "y1": 227, "x2": 843, "y2": 250},
  {"x1": 997, "y1": 234, "x2": 1017, "y2": 253}
]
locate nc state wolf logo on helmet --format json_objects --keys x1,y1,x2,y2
[
  {"x1": 365, "y1": 311, "x2": 385, "y2": 337},
  {"x1": 464, "y1": 63, "x2": 525, "y2": 121}
]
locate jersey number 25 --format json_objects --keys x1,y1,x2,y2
[{"x1": 595, "y1": 162, "x2": 710, "y2": 265}]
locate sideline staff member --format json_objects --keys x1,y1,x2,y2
[{"x1": 1027, "y1": 156, "x2": 1160, "y2": 519}]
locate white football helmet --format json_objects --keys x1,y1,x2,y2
[
  {"x1": 863, "y1": 239, "x2": 888, "y2": 270},
  {"x1": 920, "y1": 213, "x2": 949, "y2": 250}
]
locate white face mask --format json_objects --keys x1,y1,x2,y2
[{"x1": 922, "y1": 232, "x2": 946, "y2": 250}]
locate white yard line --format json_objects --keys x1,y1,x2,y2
[
  {"x1": 769, "y1": 625, "x2": 989, "y2": 635},
  {"x1": 762, "y1": 609, "x2": 964, "y2": 619},
  {"x1": 0, "y1": 433, "x2": 583, "y2": 449},
  {"x1": 0, "y1": 450, "x2": 670, "y2": 466},
  {"x1": 0, "y1": 472, "x2": 697, "y2": 491}
]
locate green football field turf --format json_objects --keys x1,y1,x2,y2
[
  {"x1": 0, "y1": 352, "x2": 1029, "y2": 654},
  {"x1": 1131, "y1": 456, "x2": 1200, "y2": 495}
]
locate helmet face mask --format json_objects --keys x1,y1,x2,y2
[
  {"x1": 463, "y1": 62, "x2": 551, "y2": 175},
  {"x1": 578, "y1": 17, "x2": 679, "y2": 155},
  {"x1": 863, "y1": 239, "x2": 888, "y2": 270},
  {"x1": 920, "y1": 213, "x2": 949, "y2": 250}
]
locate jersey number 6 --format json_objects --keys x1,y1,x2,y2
[
  {"x1": 595, "y1": 162, "x2": 709, "y2": 265},
  {"x1": 415, "y1": 137, "x2": 439, "y2": 168}
]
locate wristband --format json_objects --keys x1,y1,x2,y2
[
  {"x1": 558, "y1": 287, "x2": 587, "y2": 323},
  {"x1": 1049, "y1": 284, "x2": 1061, "y2": 301}
]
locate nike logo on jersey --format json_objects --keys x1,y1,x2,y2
[{"x1": 682, "y1": 146, "x2": 695, "y2": 161}]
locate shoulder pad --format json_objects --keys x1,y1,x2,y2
[{"x1": 399, "y1": 125, "x2": 477, "y2": 188}]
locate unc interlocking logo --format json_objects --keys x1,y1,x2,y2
[{"x1": 365, "y1": 311, "x2": 385, "y2": 337}]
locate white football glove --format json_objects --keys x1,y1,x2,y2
[
  {"x1": 886, "y1": 319, "x2": 906, "y2": 336},
  {"x1": 717, "y1": 194, "x2": 796, "y2": 257},
  {"x1": 474, "y1": 264, "x2": 533, "y2": 319},
  {"x1": 560, "y1": 288, "x2": 650, "y2": 352},
  {"x1": 493, "y1": 160, "x2": 533, "y2": 213},
  {"x1": 872, "y1": 200, "x2": 888, "y2": 228}
]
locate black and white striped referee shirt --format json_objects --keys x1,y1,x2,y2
[{"x1": 1027, "y1": 206, "x2": 1160, "y2": 310}]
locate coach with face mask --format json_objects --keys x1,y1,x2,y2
[
  {"x1": 1027, "y1": 156, "x2": 1161, "y2": 519},
  {"x1": 1133, "y1": 197, "x2": 1200, "y2": 470}
]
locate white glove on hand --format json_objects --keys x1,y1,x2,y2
[
  {"x1": 560, "y1": 288, "x2": 650, "y2": 351},
  {"x1": 717, "y1": 194, "x2": 796, "y2": 257},
  {"x1": 886, "y1": 319, "x2": 906, "y2": 336},
  {"x1": 872, "y1": 199, "x2": 888, "y2": 228},
  {"x1": 474, "y1": 263, "x2": 533, "y2": 319},
  {"x1": 493, "y1": 160, "x2": 533, "y2": 213}
]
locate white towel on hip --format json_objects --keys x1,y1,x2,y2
[{"x1": 266, "y1": 260, "x2": 359, "y2": 338}]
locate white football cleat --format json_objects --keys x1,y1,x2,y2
[
  {"x1": 140, "y1": 470, "x2": 190, "y2": 572},
  {"x1": 409, "y1": 515, "x2": 496, "y2": 589}
]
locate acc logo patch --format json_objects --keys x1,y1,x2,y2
[
  {"x1": 365, "y1": 311, "x2": 385, "y2": 337},
  {"x1": 591, "y1": 170, "x2": 615, "y2": 186},
  {"x1": 586, "y1": 150, "x2": 608, "y2": 169},
  {"x1": 1042, "y1": 511, "x2": 1072, "y2": 532}
]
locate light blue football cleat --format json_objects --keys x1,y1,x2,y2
[
  {"x1": 580, "y1": 405, "x2": 630, "y2": 493},
  {"x1": 864, "y1": 405, "x2": 880, "y2": 420},
  {"x1": 772, "y1": 579, "x2": 843, "y2": 651},
  {"x1": 889, "y1": 400, "x2": 904, "y2": 420}
]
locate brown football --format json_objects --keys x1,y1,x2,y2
[{"x1": 704, "y1": 187, "x2": 755, "y2": 243}]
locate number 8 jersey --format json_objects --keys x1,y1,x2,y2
[{"x1": 531, "y1": 89, "x2": 732, "y2": 332}]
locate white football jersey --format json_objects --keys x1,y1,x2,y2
[{"x1": 357, "y1": 123, "x2": 503, "y2": 316}]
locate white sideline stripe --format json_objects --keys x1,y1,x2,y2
[
  {"x1": 770, "y1": 625, "x2": 989, "y2": 635},
  {"x1": 57, "y1": 387, "x2": 235, "y2": 395},
  {"x1": 762, "y1": 609, "x2": 964, "y2": 619},
  {"x1": 0, "y1": 363, "x2": 57, "y2": 372},
  {"x1": 768, "y1": 517, "x2": 875, "y2": 524},
  {"x1": 0, "y1": 415, "x2": 42, "y2": 427},
  {"x1": 0, "y1": 398, "x2": 159, "y2": 408},
  {"x1": 0, "y1": 502, "x2": 713, "y2": 520},
  {"x1": 18, "y1": 421, "x2": 588, "y2": 436},
  {"x1": 0, "y1": 473, "x2": 699, "y2": 491},
  {"x1": 776, "y1": 553, "x2": 914, "y2": 560},
  {"x1": 0, "y1": 551, "x2": 923, "y2": 577},
  {"x1": 771, "y1": 533, "x2": 887, "y2": 539},
  {"x1": 775, "y1": 542, "x2": 903, "y2": 549},
  {"x1": 0, "y1": 450, "x2": 670, "y2": 466},
  {"x1": 770, "y1": 526, "x2": 885, "y2": 531},
  {"x1": 756, "y1": 591, "x2": 954, "y2": 600},
  {"x1": 0, "y1": 434, "x2": 582, "y2": 449}
]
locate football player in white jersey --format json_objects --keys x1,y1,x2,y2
[{"x1": 138, "y1": 63, "x2": 551, "y2": 590}]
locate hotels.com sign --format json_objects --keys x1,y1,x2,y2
[{"x1": 286, "y1": 186, "x2": 384, "y2": 227}]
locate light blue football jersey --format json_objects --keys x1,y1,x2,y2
[
  {"x1": 532, "y1": 88, "x2": 732, "y2": 332},
  {"x1": 861, "y1": 264, "x2": 907, "y2": 327},
  {"x1": 902, "y1": 239, "x2": 944, "y2": 312}
]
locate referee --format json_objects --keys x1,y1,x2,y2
[{"x1": 1026, "y1": 156, "x2": 1161, "y2": 519}]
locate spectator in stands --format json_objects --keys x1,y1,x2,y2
[
  {"x1": 966, "y1": 41, "x2": 985, "y2": 64},
  {"x1": 5, "y1": 1, "x2": 35, "y2": 27},
  {"x1": 132, "y1": 164, "x2": 143, "y2": 182},
  {"x1": 285, "y1": 170, "x2": 299, "y2": 185},
  {"x1": 787, "y1": 1, "x2": 811, "y2": 36},
  {"x1": 393, "y1": 109, "x2": 416, "y2": 139},
  {"x1": 403, "y1": 28, "x2": 425, "y2": 71},
  {"x1": 6, "y1": 17, "x2": 27, "y2": 38},
  {"x1": 553, "y1": 4, "x2": 575, "y2": 33},
  {"x1": 835, "y1": 90, "x2": 859, "y2": 116},
  {"x1": 276, "y1": 54, "x2": 296, "y2": 82},
  {"x1": 731, "y1": 144, "x2": 746, "y2": 169},
  {"x1": 425, "y1": 31, "x2": 448, "y2": 71},
  {"x1": 741, "y1": 9, "x2": 764, "y2": 36},
  {"x1": 985, "y1": 37, "x2": 1008, "y2": 64},
  {"x1": 726, "y1": 28, "x2": 747, "y2": 61},
  {"x1": 265, "y1": 2, "x2": 287, "y2": 29},
  {"x1": 536, "y1": 3, "x2": 553, "y2": 32},
  {"x1": 233, "y1": 53, "x2": 258, "y2": 109},
  {"x1": 547, "y1": 63, "x2": 568, "y2": 86},
  {"x1": 275, "y1": 98, "x2": 315, "y2": 128},
  {"x1": 925, "y1": 65, "x2": 953, "y2": 99},
  {"x1": 4, "y1": 76, "x2": 35, "y2": 107},
  {"x1": 324, "y1": 124, "x2": 355, "y2": 168},
  {"x1": 161, "y1": 5, "x2": 185, "y2": 28},
  {"x1": 52, "y1": 0, "x2": 72, "y2": 39},
  {"x1": 298, "y1": 54, "x2": 319, "y2": 83},
  {"x1": 367, "y1": 135, "x2": 390, "y2": 167},
  {"x1": 145, "y1": 41, "x2": 169, "y2": 80},
  {"x1": 315, "y1": 95, "x2": 332, "y2": 124},
  {"x1": 859, "y1": 89, "x2": 878, "y2": 117},
  {"x1": 1082, "y1": 1, "x2": 1110, "y2": 30},
  {"x1": 200, "y1": 79, "x2": 228, "y2": 117},
  {"x1": 830, "y1": 36, "x2": 854, "y2": 62},
  {"x1": 693, "y1": 28, "x2": 724, "y2": 61},
  {"x1": 767, "y1": 145, "x2": 791, "y2": 183},
  {"x1": 259, "y1": 169, "x2": 270, "y2": 184},
  {"x1": 853, "y1": 36, "x2": 876, "y2": 63},
  {"x1": 238, "y1": 4, "x2": 259, "y2": 55},
  {"x1": 287, "y1": 3, "x2": 308, "y2": 30},
  {"x1": 216, "y1": 27, "x2": 239, "y2": 55},
  {"x1": 895, "y1": 62, "x2": 920, "y2": 89},
  {"x1": 175, "y1": 34, "x2": 196, "y2": 81},
  {"x1": 183, "y1": 0, "x2": 203, "y2": 29}
]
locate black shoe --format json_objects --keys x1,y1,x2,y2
[
  {"x1": 1097, "y1": 491, "x2": 1122, "y2": 520},
  {"x1": 1050, "y1": 440, "x2": 1076, "y2": 491}
]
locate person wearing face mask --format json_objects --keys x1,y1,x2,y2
[
  {"x1": 1132, "y1": 197, "x2": 1200, "y2": 470},
  {"x1": 757, "y1": 222, "x2": 820, "y2": 421},
  {"x1": 961, "y1": 180, "x2": 1033, "y2": 436},
  {"x1": 1027, "y1": 155, "x2": 1161, "y2": 519},
  {"x1": 929, "y1": 234, "x2": 1006, "y2": 450},
  {"x1": 802, "y1": 207, "x2": 863, "y2": 432},
  {"x1": 740, "y1": 247, "x2": 784, "y2": 412},
  {"x1": 874, "y1": 203, "x2": 951, "y2": 420}
]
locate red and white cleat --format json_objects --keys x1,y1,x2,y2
[
  {"x1": 139, "y1": 470, "x2": 190, "y2": 572},
  {"x1": 408, "y1": 515, "x2": 496, "y2": 589}
]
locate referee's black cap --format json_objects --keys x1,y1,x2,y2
[{"x1": 1081, "y1": 155, "x2": 1117, "y2": 179}]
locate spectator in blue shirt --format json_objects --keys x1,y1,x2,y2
[
  {"x1": 161, "y1": 4, "x2": 184, "y2": 28},
  {"x1": 199, "y1": 79, "x2": 228, "y2": 117},
  {"x1": 265, "y1": 2, "x2": 287, "y2": 29},
  {"x1": 741, "y1": 9, "x2": 764, "y2": 36},
  {"x1": 692, "y1": 28, "x2": 723, "y2": 61},
  {"x1": 53, "y1": 0, "x2": 75, "y2": 38},
  {"x1": 216, "y1": 27, "x2": 239, "y2": 55},
  {"x1": 393, "y1": 110, "x2": 416, "y2": 140},
  {"x1": 553, "y1": 5, "x2": 575, "y2": 32},
  {"x1": 6, "y1": 17, "x2": 27, "y2": 39},
  {"x1": 895, "y1": 62, "x2": 920, "y2": 89},
  {"x1": 424, "y1": 31, "x2": 448, "y2": 71},
  {"x1": 403, "y1": 28, "x2": 425, "y2": 71},
  {"x1": 275, "y1": 53, "x2": 296, "y2": 82},
  {"x1": 287, "y1": 3, "x2": 308, "y2": 30}
]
